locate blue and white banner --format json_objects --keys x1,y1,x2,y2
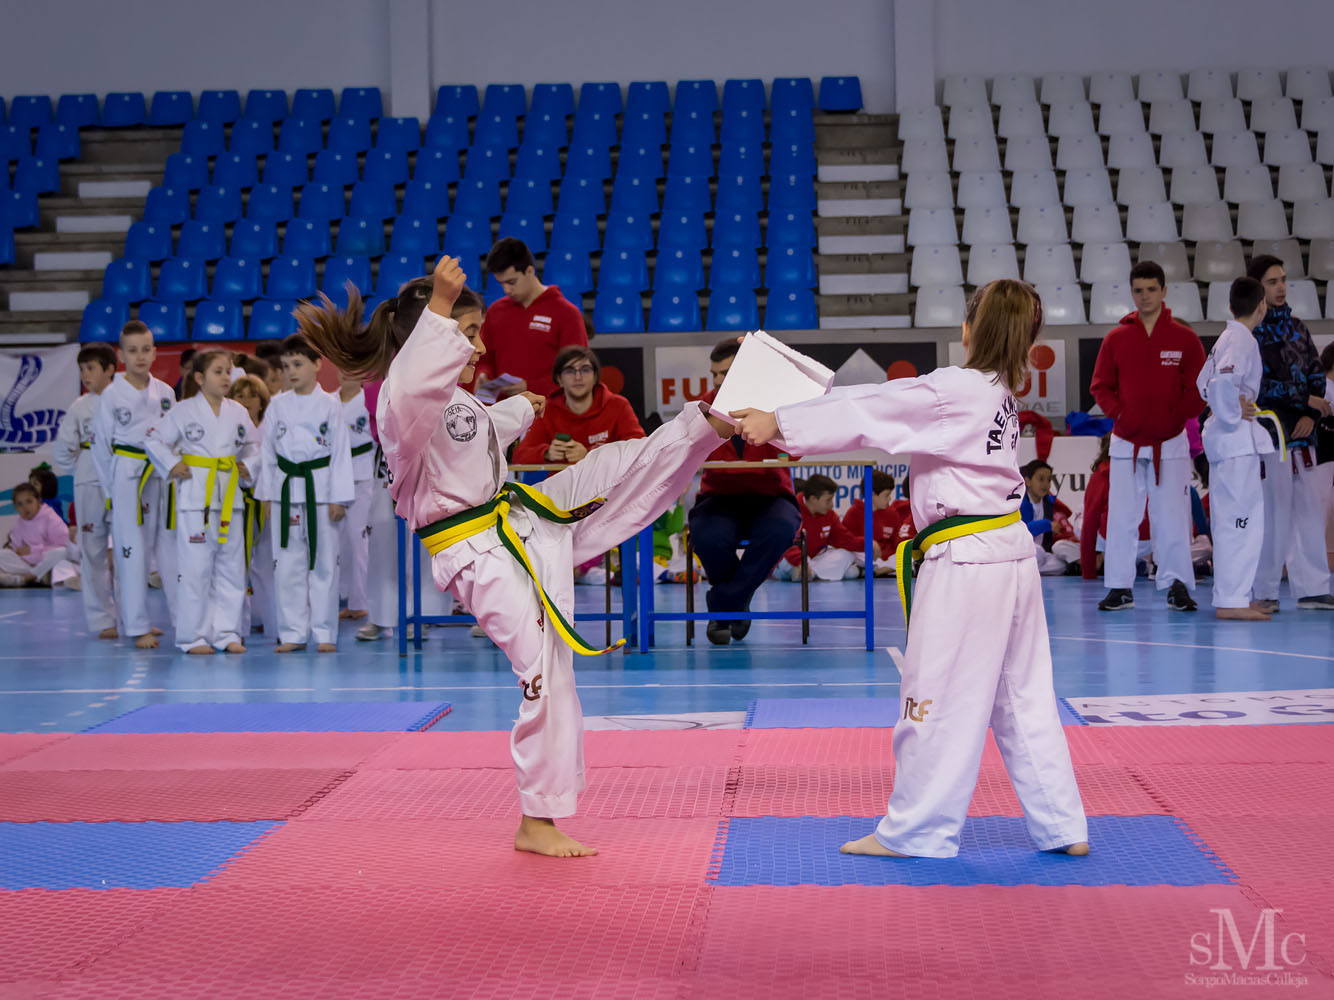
[{"x1": 0, "y1": 345, "x2": 80, "y2": 451}]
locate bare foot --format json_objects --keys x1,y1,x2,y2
[
  {"x1": 1217, "y1": 607, "x2": 1271, "y2": 621},
  {"x1": 133, "y1": 634, "x2": 159, "y2": 649},
  {"x1": 840, "y1": 833, "x2": 906, "y2": 857},
  {"x1": 224, "y1": 642, "x2": 246, "y2": 654},
  {"x1": 98, "y1": 626, "x2": 119, "y2": 640},
  {"x1": 274, "y1": 642, "x2": 306, "y2": 653},
  {"x1": 1049, "y1": 842, "x2": 1091, "y2": 856},
  {"x1": 514, "y1": 817, "x2": 598, "y2": 858},
  {"x1": 150, "y1": 627, "x2": 164, "y2": 636},
  {"x1": 338, "y1": 609, "x2": 367, "y2": 621},
  {"x1": 186, "y1": 645, "x2": 214, "y2": 656},
  {"x1": 316, "y1": 642, "x2": 337, "y2": 653}
]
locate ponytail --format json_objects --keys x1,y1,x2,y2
[{"x1": 962, "y1": 279, "x2": 1044, "y2": 391}]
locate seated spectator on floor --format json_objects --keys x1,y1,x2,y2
[
  {"x1": 0, "y1": 482, "x2": 79, "y2": 588},
  {"x1": 842, "y1": 469, "x2": 899, "y2": 577},
  {"x1": 28, "y1": 464, "x2": 63, "y2": 521},
  {"x1": 1020, "y1": 459, "x2": 1079, "y2": 575},
  {"x1": 775, "y1": 474, "x2": 875, "y2": 582}
]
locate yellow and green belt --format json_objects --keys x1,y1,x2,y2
[
  {"x1": 351, "y1": 441, "x2": 374, "y2": 458},
  {"x1": 416, "y1": 482, "x2": 619, "y2": 657},
  {"x1": 111, "y1": 443, "x2": 174, "y2": 528},
  {"x1": 1255, "y1": 409, "x2": 1287, "y2": 463},
  {"x1": 181, "y1": 454, "x2": 241, "y2": 543},
  {"x1": 895, "y1": 510, "x2": 1023, "y2": 629},
  {"x1": 277, "y1": 454, "x2": 331, "y2": 570}
]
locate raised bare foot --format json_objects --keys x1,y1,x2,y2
[
  {"x1": 274, "y1": 642, "x2": 306, "y2": 653},
  {"x1": 186, "y1": 645, "x2": 214, "y2": 655},
  {"x1": 338, "y1": 609, "x2": 367, "y2": 621},
  {"x1": 1049, "y1": 842, "x2": 1091, "y2": 856},
  {"x1": 514, "y1": 817, "x2": 598, "y2": 858},
  {"x1": 316, "y1": 642, "x2": 337, "y2": 653},
  {"x1": 224, "y1": 642, "x2": 246, "y2": 654},
  {"x1": 133, "y1": 634, "x2": 159, "y2": 649},
  {"x1": 840, "y1": 833, "x2": 906, "y2": 857},
  {"x1": 98, "y1": 626, "x2": 119, "y2": 640},
  {"x1": 1217, "y1": 607, "x2": 1271, "y2": 621}
]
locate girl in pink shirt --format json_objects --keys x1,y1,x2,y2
[{"x1": 0, "y1": 482, "x2": 79, "y2": 586}]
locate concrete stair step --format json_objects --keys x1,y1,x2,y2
[
  {"x1": 54, "y1": 215, "x2": 134, "y2": 234},
  {"x1": 77, "y1": 180, "x2": 153, "y2": 199},
  {"x1": 33, "y1": 251, "x2": 114, "y2": 271},
  {"x1": 816, "y1": 252, "x2": 908, "y2": 275},
  {"x1": 818, "y1": 163, "x2": 899, "y2": 182},
  {"x1": 7, "y1": 290, "x2": 91, "y2": 311},
  {"x1": 819, "y1": 273, "x2": 908, "y2": 295}
]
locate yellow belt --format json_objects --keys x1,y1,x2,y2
[
  {"x1": 1255, "y1": 409, "x2": 1287, "y2": 463},
  {"x1": 111, "y1": 444, "x2": 157, "y2": 526},
  {"x1": 895, "y1": 510, "x2": 1023, "y2": 629},
  {"x1": 182, "y1": 455, "x2": 241, "y2": 543},
  {"x1": 417, "y1": 482, "x2": 620, "y2": 657}
]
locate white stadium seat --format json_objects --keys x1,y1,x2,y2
[
  {"x1": 1063, "y1": 167, "x2": 1115, "y2": 206},
  {"x1": 1071, "y1": 203, "x2": 1124, "y2": 244},
  {"x1": 1004, "y1": 136, "x2": 1054, "y2": 172},
  {"x1": 897, "y1": 105, "x2": 945, "y2": 141},
  {"x1": 1089, "y1": 71, "x2": 1135, "y2": 106},
  {"x1": 1137, "y1": 70, "x2": 1184, "y2": 103},
  {"x1": 1248, "y1": 97, "x2": 1297, "y2": 134},
  {"x1": 1116, "y1": 167, "x2": 1167, "y2": 206},
  {"x1": 1234, "y1": 199, "x2": 1290, "y2": 241},
  {"x1": 1039, "y1": 72, "x2": 1085, "y2": 106},
  {"x1": 1312, "y1": 239, "x2": 1334, "y2": 281},
  {"x1": 1036, "y1": 282, "x2": 1087, "y2": 324},
  {"x1": 1318, "y1": 129, "x2": 1334, "y2": 166},
  {"x1": 1125, "y1": 201, "x2": 1180, "y2": 242},
  {"x1": 1147, "y1": 99, "x2": 1196, "y2": 135},
  {"x1": 1107, "y1": 132, "x2": 1158, "y2": 169},
  {"x1": 1188, "y1": 69, "x2": 1233, "y2": 102},
  {"x1": 1089, "y1": 281, "x2": 1133, "y2": 324},
  {"x1": 901, "y1": 136, "x2": 950, "y2": 174},
  {"x1": 1048, "y1": 100, "x2": 1096, "y2": 137},
  {"x1": 1170, "y1": 166, "x2": 1222, "y2": 205},
  {"x1": 1158, "y1": 131, "x2": 1209, "y2": 169},
  {"x1": 1009, "y1": 170, "x2": 1062, "y2": 209},
  {"x1": 997, "y1": 101, "x2": 1046, "y2": 139},
  {"x1": 1165, "y1": 281, "x2": 1204, "y2": 322},
  {"x1": 1249, "y1": 238, "x2": 1305, "y2": 279},
  {"x1": 1198, "y1": 98, "x2": 1246, "y2": 135},
  {"x1": 1264, "y1": 130, "x2": 1314, "y2": 168},
  {"x1": 1285, "y1": 66, "x2": 1332, "y2": 102},
  {"x1": 1180, "y1": 201, "x2": 1234, "y2": 242},
  {"x1": 1301, "y1": 97, "x2": 1334, "y2": 133},
  {"x1": 1023, "y1": 242, "x2": 1078, "y2": 284},
  {"x1": 1079, "y1": 241, "x2": 1133, "y2": 284},
  {"x1": 962, "y1": 206, "x2": 1013, "y2": 245},
  {"x1": 951, "y1": 135, "x2": 1001, "y2": 172},
  {"x1": 910, "y1": 245, "x2": 964, "y2": 286},
  {"x1": 1285, "y1": 279, "x2": 1321, "y2": 320},
  {"x1": 1097, "y1": 102, "x2": 1147, "y2": 136},
  {"x1": 1292, "y1": 198, "x2": 1334, "y2": 240},
  {"x1": 1210, "y1": 131, "x2": 1261, "y2": 168},
  {"x1": 914, "y1": 284, "x2": 967, "y2": 326},
  {"x1": 1276, "y1": 164, "x2": 1328, "y2": 203},
  {"x1": 1193, "y1": 240, "x2": 1246, "y2": 282},
  {"x1": 1055, "y1": 134, "x2": 1105, "y2": 170},
  {"x1": 1137, "y1": 242, "x2": 1192, "y2": 282},
  {"x1": 955, "y1": 170, "x2": 1007, "y2": 210},
  {"x1": 906, "y1": 207, "x2": 958, "y2": 246},
  {"x1": 903, "y1": 170, "x2": 954, "y2": 210},
  {"x1": 965, "y1": 243, "x2": 1021, "y2": 285},
  {"x1": 1236, "y1": 67, "x2": 1283, "y2": 103},
  {"x1": 1223, "y1": 164, "x2": 1274, "y2": 203},
  {"x1": 1205, "y1": 281, "x2": 1233, "y2": 321},
  {"x1": 947, "y1": 104, "x2": 995, "y2": 139},
  {"x1": 1015, "y1": 204, "x2": 1069, "y2": 244},
  {"x1": 991, "y1": 73, "x2": 1037, "y2": 107},
  {"x1": 943, "y1": 73, "x2": 988, "y2": 108}
]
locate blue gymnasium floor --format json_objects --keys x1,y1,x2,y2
[{"x1": 0, "y1": 576, "x2": 1330, "y2": 734}]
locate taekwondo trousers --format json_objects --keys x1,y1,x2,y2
[
  {"x1": 1208, "y1": 454, "x2": 1265, "y2": 609},
  {"x1": 74, "y1": 480, "x2": 116, "y2": 632},
  {"x1": 1105, "y1": 454, "x2": 1195, "y2": 591},
  {"x1": 366, "y1": 475, "x2": 447, "y2": 630},
  {"x1": 1255, "y1": 447, "x2": 1332, "y2": 601},
  {"x1": 272, "y1": 503, "x2": 341, "y2": 646},
  {"x1": 174, "y1": 508, "x2": 246, "y2": 651},
  {"x1": 339, "y1": 478, "x2": 372, "y2": 613},
  {"x1": 109, "y1": 457, "x2": 177, "y2": 637}
]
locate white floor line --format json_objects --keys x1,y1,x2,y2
[{"x1": 1048, "y1": 633, "x2": 1334, "y2": 663}]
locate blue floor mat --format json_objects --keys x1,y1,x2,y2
[
  {"x1": 0, "y1": 820, "x2": 280, "y2": 890},
  {"x1": 744, "y1": 696, "x2": 1085, "y2": 728},
  {"x1": 82, "y1": 701, "x2": 451, "y2": 734},
  {"x1": 710, "y1": 815, "x2": 1235, "y2": 887}
]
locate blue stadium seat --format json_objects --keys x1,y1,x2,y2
[
  {"x1": 147, "y1": 91, "x2": 192, "y2": 126},
  {"x1": 570, "y1": 110, "x2": 617, "y2": 149},
  {"x1": 138, "y1": 300, "x2": 188, "y2": 342},
  {"x1": 0, "y1": 224, "x2": 12, "y2": 267},
  {"x1": 362, "y1": 148, "x2": 410, "y2": 186},
  {"x1": 311, "y1": 149, "x2": 360, "y2": 187},
  {"x1": 266, "y1": 256, "x2": 318, "y2": 299},
  {"x1": 603, "y1": 211, "x2": 653, "y2": 251},
  {"x1": 155, "y1": 257, "x2": 208, "y2": 301},
  {"x1": 770, "y1": 106, "x2": 816, "y2": 144},
  {"x1": 143, "y1": 185, "x2": 191, "y2": 225},
  {"x1": 463, "y1": 145, "x2": 510, "y2": 183},
  {"x1": 718, "y1": 141, "x2": 765, "y2": 177},
  {"x1": 723, "y1": 79, "x2": 767, "y2": 113},
  {"x1": 497, "y1": 207, "x2": 547, "y2": 252},
  {"x1": 177, "y1": 220, "x2": 227, "y2": 261},
  {"x1": 340, "y1": 87, "x2": 383, "y2": 120},
  {"x1": 675, "y1": 80, "x2": 719, "y2": 115},
  {"x1": 376, "y1": 253, "x2": 428, "y2": 297},
  {"x1": 531, "y1": 83, "x2": 575, "y2": 119},
  {"x1": 618, "y1": 144, "x2": 664, "y2": 180},
  {"x1": 211, "y1": 255, "x2": 263, "y2": 299},
  {"x1": 621, "y1": 110, "x2": 666, "y2": 147},
  {"x1": 819, "y1": 76, "x2": 863, "y2": 112},
  {"x1": 232, "y1": 218, "x2": 280, "y2": 258},
  {"x1": 548, "y1": 209, "x2": 600, "y2": 252},
  {"x1": 648, "y1": 288, "x2": 702, "y2": 330},
  {"x1": 720, "y1": 107, "x2": 765, "y2": 145},
  {"x1": 336, "y1": 216, "x2": 386, "y2": 256},
  {"x1": 506, "y1": 177, "x2": 554, "y2": 215},
  {"x1": 473, "y1": 112, "x2": 519, "y2": 151},
  {"x1": 123, "y1": 220, "x2": 172, "y2": 261},
  {"x1": 2, "y1": 190, "x2": 39, "y2": 230},
  {"x1": 243, "y1": 90, "x2": 288, "y2": 124},
  {"x1": 662, "y1": 173, "x2": 712, "y2": 213},
  {"x1": 523, "y1": 112, "x2": 569, "y2": 148},
  {"x1": 180, "y1": 119, "x2": 225, "y2": 158},
  {"x1": 277, "y1": 117, "x2": 325, "y2": 157},
  {"x1": 297, "y1": 183, "x2": 346, "y2": 222},
  {"x1": 441, "y1": 213, "x2": 493, "y2": 262},
  {"x1": 541, "y1": 248, "x2": 593, "y2": 295},
  {"x1": 292, "y1": 89, "x2": 336, "y2": 122},
  {"x1": 652, "y1": 248, "x2": 704, "y2": 290},
  {"x1": 764, "y1": 285, "x2": 818, "y2": 328},
  {"x1": 766, "y1": 209, "x2": 816, "y2": 247},
  {"x1": 281, "y1": 218, "x2": 331, "y2": 258},
  {"x1": 1, "y1": 125, "x2": 31, "y2": 163},
  {"x1": 482, "y1": 84, "x2": 526, "y2": 118},
  {"x1": 211, "y1": 152, "x2": 259, "y2": 189},
  {"x1": 79, "y1": 298, "x2": 130, "y2": 342},
  {"x1": 764, "y1": 245, "x2": 817, "y2": 288},
  {"x1": 349, "y1": 180, "x2": 397, "y2": 221},
  {"x1": 376, "y1": 116, "x2": 420, "y2": 152},
  {"x1": 670, "y1": 108, "x2": 716, "y2": 146},
  {"x1": 711, "y1": 210, "x2": 761, "y2": 249},
  {"x1": 769, "y1": 139, "x2": 818, "y2": 176},
  {"x1": 245, "y1": 183, "x2": 294, "y2": 222},
  {"x1": 455, "y1": 177, "x2": 502, "y2": 218},
  {"x1": 424, "y1": 111, "x2": 470, "y2": 153},
  {"x1": 196, "y1": 90, "x2": 241, "y2": 125},
  {"x1": 768, "y1": 172, "x2": 817, "y2": 210},
  {"x1": 665, "y1": 141, "x2": 713, "y2": 179},
  {"x1": 35, "y1": 124, "x2": 80, "y2": 161},
  {"x1": 771, "y1": 77, "x2": 816, "y2": 112},
  {"x1": 482, "y1": 272, "x2": 507, "y2": 307},
  {"x1": 327, "y1": 115, "x2": 373, "y2": 154},
  {"x1": 709, "y1": 247, "x2": 761, "y2": 289},
  {"x1": 656, "y1": 210, "x2": 707, "y2": 251},
  {"x1": 248, "y1": 298, "x2": 297, "y2": 339},
  {"x1": 195, "y1": 184, "x2": 244, "y2": 224},
  {"x1": 564, "y1": 143, "x2": 612, "y2": 181},
  {"x1": 13, "y1": 157, "x2": 60, "y2": 195},
  {"x1": 707, "y1": 285, "x2": 759, "y2": 330},
  {"x1": 321, "y1": 255, "x2": 373, "y2": 304},
  {"x1": 592, "y1": 290, "x2": 644, "y2": 332},
  {"x1": 715, "y1": 173, "x2": 763, "y2": 212},
  {"x1": 263, "y1": 150, "x2": 310, "y2": 189},
  {"x1": 413, "y1": 147, "x2": 462, "y2": 186},
  {"x1": 609, "y1": 173, "x2": 659, "y2": 215},
  {"x1": 435, "y1": 85, "x2": 479, "y2": 119},
  {"x1": 164, "y1": 153, "x2": 209, "y2": 191},
  {"x1": 9, "y1": 96, "x2": 53, "y2": 129},
  {"x1": 101, "y1": 258, "x2": 153, "y2": 302},
  {"x1": 402, "y1": 178, "x2": 451, "y2": 220},
  {"x1": 229, "y1": 118, "x2": 275, "y2": 156},
  {"x1": 55, "y1": 94, "x2": 100, "y2": 129},
  {"x1": 626, "y1": 81, "x2": 670, "y2": 116},
  {"x1": 192, "y1": 298, "x2": 244, "y2": 340},
  {"x1": 513, "y1": 141, "x2": 562, "y2": 181},
  {"x1": 556, "y1": 175, "x2": 605, "y2": 216},
  {"x1": 578, "y1": 82, "x2": 622, "y2": 116}
]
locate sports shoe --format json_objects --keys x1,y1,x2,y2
[
  {"x1": 1097, "y1": 588, "x2": 1134, "y2": 611},
  {"x1": 355, "y1": 623, "x2": 384, "y2": 641},
  {"x1": 1296, "y1": 593, "x2": 1334, "y2": 610},
  {"x1": 1252, "y1": 599, "x2": 1280, "y2": 614},
  {"x1": 730, "y1": 618, "x2": 751, "y2": 641},
  {"x1": 469, "y1": 624, "x2": 488, "y2": 638},
  {"x1": 705, "y1": 621, "x2": 731, "y2": 645},
  {"x1": 1166, "y1": 580, "x2": 1198, "y2": 612}
]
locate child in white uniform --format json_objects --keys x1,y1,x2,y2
[
  {"x1": 296, "y1": 257, "x2": 732, "y2": 858},
  {"x1": 257, "y1": 335, "x2": 355, "y2": 652},
  {"x1": 733, "y1": 279, "x2": 1089, "y2": 859},
  {"x1": 146, "y1": 350, "x2": 260, "y2": 652},
  {"x1": 91, "y1": 321, "x2": 178, "y2": 649},
  {"x1": 229, "y1": 373, "x2": 276, "y2": 637},
  {"x1": 337, "y1": 372, "x2": 374, "y2": 621},
  {"x1": 52, "y1": 344, "x2": 118, "y2": 637}
]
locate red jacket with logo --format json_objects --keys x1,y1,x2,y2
[
  {"x1": 697, "y1": 388, "x2": 798, "y2": 499},
  {"x1": 784, "y1": 503, "x2": 864, "y2": 565},
  {"x1": 841, "y1": 500, "x2": 901, "y2": 554},
  {"x1": 476, "y1": 286, "x2": 588, "y2": 397},
  {"x1": 511, "y1": 384, "x2": 645, "y2": 464}
]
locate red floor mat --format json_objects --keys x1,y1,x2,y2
[
  {"x1": 1132, "y1": 763, "x2": 1334, "y2": 818},
  {"x1": 0, "y1": 733, "x2": 401, "y2": 772},
  {"x1": 1077, "y1": 723, "x2": 1334, "y2": 765},
  {"x1": 0, "y1": 734, "x2": 68, "y2": 768}
]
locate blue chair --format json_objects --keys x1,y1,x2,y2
[
  {"x1": 621, "y1": 111, "x2": 666, "y2": 147},
  {"x1": 711, "y1": 210, "x2": 761, "y2": 249},
  {"x1": 603, "y1": 211, "x2": 653, "y2": 252},
  {"x1": 513, "y1": 141, "x2": 562, "y2": 181},
  {"x1": 195, "y1": 185, "x2": 244, "y2": 224},
  {"x1": 463, "y1": 145, "x2": 510, "y2": 183},
  {"x1": 473, "y1": 113, "x2": 519, "y2": 151},
  {"x1": 665, "y1": 141, "x2": 713, "y2": 180},
  {"x1": 670, "y1": 108, "x2": 716, "y2": 146},
  {"x1": 819, "y1": 76, "x2": 863, "y2": 112},
  {"x1": 497, "y1": 207, "x2": 547, "y2": 253},
  {"x1": 9, "y1": 96, "x2": 53, "y2": 130},
  {"x1": 328, "y1": 116, "x2": 373, "y2": 154},
  {"x1": 674, "y1": 80, "x2": 719, "y2": 115},
  {"x1": 123, "y1": 221, "x2": 172, "y2": 261},
  {"x1": 263, "y1": 150, "x2": 310, "y2": 189},
  {"x1": 14, "y1": 157, "x2": 60, "y2": 195},
  {"x1": 362, "y1": 148, "x2": 411, "y2": 186},
  {"x1": 617, "y1": 144, "x2": 664, "y2": 180},
  {"x1": 592, "y1": 290, "x2": 644, "y2": 332},
  {"x1": 709, "y1": 247, "x2": 761, "y2": 289},
  {"x1": 707, "y1": 286, "x2": 759, "y2": 330},
  {"x1": 376, "y1": 253, "x2": 429, "y2": 297},
  {"x1": 137, "y1": 300, "x2": 187, "y2": 342},
  {"x1": 570, "y1": 110, "x2": 617, "y2": 149},
  {"x1": 340, "y1": 87, "x2": 383, "y2": 120},
  {"x1": 349, "y1": 180, "x2": 397, "y2": 221},
  {"x1": 229, "y1": 118, "x2": 275, "y2": 157},
  {"x1": 197, "y1": 90, "x2": 241, "y2": 125},
  {"x1": 402, "y1": 178, "x2": 451, "y2": 220},
  {"x1": 376, "y1": 116, "x2": 420, "y2": 153},
  {"x1": 764, "y1": 246, "x2": 817, "y2": 288},
  {"x1": 243, "y1": 90, "x2": 288, "y2": 124},
  {"x1": 192, "y1": 299, "x2": 245, "y2": 340},
  {"x1": 156, "y1": 258, "x2": 208, "y2": 301},
  {"x1": 177, "y1": 220, "x2": 227, "y2": 261},
  {"x1": 413, "y1": 148, "x2": 461, "y2": 187},
  {"x1": 277, "y1": 117, "x2": 325, "y2": 157},
  {"x1": 147, "y1": 91, "x2": 192, "y2": 126},
  {"x1": 435, "y1": 85, "x2": 479, "y2": 118},
  {"x1": 482, "y1": 274, "x2": 507, "y2": 307},
  {"x1": 102, "y1": 258, "x2": 153, "y2": 302},
  {"x1": 441, "y1": 213, "x2": 493, "y2": 262},
  {"x1": 548, "y1": 209, "x2": 600, "y2": 253},
  {"x1": 2, "y1": 189, "x2": 39, "y2": 230},
  {"x1": 79, "y1": 298, "x2": 130, "y2": 342},
  {"x1": 297, "y1": 183, "x2": 346, "y2": 222},
  {"x1": 769, "y1": 140, "x2": 818, "y2": 176},
  {"x1": 556, "y1": 175, "x2": 605, "y2": 216},
  {"x1": 531, "y1": 83, "x2": 575, "y2": 119},
  {"x1": 505, "y1": 177, "x2": 554, "y2": 215},
  {"x1": 212, "y1": 256, "x2": 263, "y2": 299},
  {"x1": 564, "y1": 144, "x2": 612, "y2": 181},
  {"x1": 311, "y1": 149, "x2": 360, "y2": 187},
  {"x1": 454, "y1": 177, "x2": 502, "y2": 218},
  {"x1": 662, "y1": 173, "x2": 712, "y2": 213},
  {"x1": 720, "y1": 107, "x2": 765, "y2": 145},
  {"x1": 768, "y1": 173, "x2": 817, "y2": 213},
  {"x1": 626, "y1": 81, "x2": 670, "y2": 116},
  {"x1": 715, "y1": 173, "x2": 763, "y2": 212},
  {"x1": 292, "y1": 88, "x2": 336, "y2": 121},
  {"x1": 764, "y1": 285, "x2": 818, "y2": 328},
  {"x1": 143, "y1": 185, "x2": 191, "y2": 226},
  {"x1": 771, "y1": 77, "x2": 816, "y2": 112},
  {"x1": 55, "y1": 94, "x2": 100, "y2": 129},
  {"x1": 232, "y1": 219, "x2": 280, "y2": 258},
  {"x1": 770, "y1": 107, "x2": 816, "y2": 144},
  {"x1": 656, "y1": 210, "x2": 707, "y2": 251},
  {"x1": 652, "y1": 248, "x2": 704, "y2": 290},
  {"x1": 482, "y1": 84, "x2": 526, "y2": 118},
  {"x1": 1, "y1": 125, "x2": 32, "y2": 163},
  {"x1": 424, "y1": 111, "x2": 470, "y2": 153},
  {"x1": 336, "y1": 216, "x2": 386, "y2": 256},
  {"x1": 766, "y1": 209, "x2": 816, "y2": 247},
  {"x1": 523, "y1": 112, "x2": 568, "y2": 148},
  {"x1": 648, "y1": 288, "x2": 702, "y2": 331},
  {"x1": 718, "y1": 142, "x2": 765, "y2": 177},
  {"x1": 164, "y1": 153, "x2": 209, "y2": 192},
  {"x1": 248, "y1": 299, "x2": 298, "y2": 339},
  {"x1": 245, "y1": 183, "x2": 294, "y2": 222},
  {"x1": 211, "y1": 152, "x2": 259, "y2": 189},
  {"x1": 281, "y1": 218, "x2": 332, "y2": 258},
  {"x1": 578, "y1": 83, "x2": 622, "y2": 116},
  {"x1": 722, "y1": 79, "x2": 766, "y2": 114},
  {"x1": 321, "y1": 255, "x2": 373, "y2": 303},
  {"x1": 541, "y1": 248, "x2": 593, "y2": 295},
  {"x1": 35, "y1": 125, "x2": 80, "y2": 161},
  {"x1": 266, "y1": 256, "x2": 318, "y2": 299},
  {"x1": 180, "y1": 119, "x2": 225, "y2": 158},
  {"x1": 0, "y1": 223, "x2": 14, "y2": 266}
]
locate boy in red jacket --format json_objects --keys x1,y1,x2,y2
[
  {"x1": 1090, "y1": 260, "x2": 1206, "y2": 612},
  {"x1": 842, "y1": 469, "x2": 900, "y2": 576},
  {"x1": 777, "y1": 474, "x2": 876, "y2": 581},
  {"x1": 512, "y1": 346, "x2": 645, "y2": 464}
]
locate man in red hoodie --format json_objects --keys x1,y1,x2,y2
[
  {"x1": 512, "y1": 346, "x2": 645, "y2": 464},
  {"x1": 1090, "y1": 260, "x2": 1206, "y2": 612}
]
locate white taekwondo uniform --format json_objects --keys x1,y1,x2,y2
[
  {"x1": 338, "y1": 388, "x2": 374, "y2": 614},
  {"x1": 52, "y1": 390, "x2": 116, "y2": 632}
]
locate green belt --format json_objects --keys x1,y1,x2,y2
[
  {"x1": 350, "y1": 441, "x2": 374, "y2": 457},
  {"x1": 895, "y1": 511, "x2": 1023, "y2": 629},
  {"x1": 277, "y1": 454, "x2": 331, "y2": 570}
]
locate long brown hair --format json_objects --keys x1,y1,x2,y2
[
  {"x1": 962, "y1": 279, "x2": 1044, "y2": 391},
  {"x1": 181, "y1": 349, "x2": 234, "y2": 399},
  {"x1": 294, "y1": 278, "x2": 433, "y2": 381}
]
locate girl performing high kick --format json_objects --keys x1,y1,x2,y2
[{"x1": 297, "y1": 257, "x2": 732, "y2": 857}]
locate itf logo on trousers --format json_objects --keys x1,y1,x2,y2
[
  {"x1": 1186, "y1": 908, "x2": 1308, "y2": 988},
  {"x1": 902, "y1": 697, "x2": 932, "y2": 722}
]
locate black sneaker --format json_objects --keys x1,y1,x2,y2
[
  {"x1": 1166, "y1": 580, "x2": 1198, "y2": 612},
  {"x1": 1296, "y1": 593, "x2": 1334, "y2": 610},
  {"x1": 705, "y1": 621, "x2": 732, "y2": 645},
  {"x1": 1098, "y1": 588, "x2": 1134, "y2": 611},
  {"x1": 730, "y1": 618, "x2": 751, "y2": 641}
]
